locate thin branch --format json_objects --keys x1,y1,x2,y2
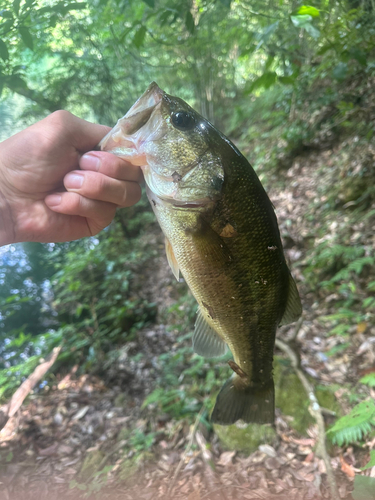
[
  {"x1": 0, "y1": 346, "x2": 62, "y2": 432},
  {"x1": 167, "y1": 407, "x2": 204, "y2": 498},
  {"x1": 275, "y1": 337, "x2": 340, "y2": 500}
]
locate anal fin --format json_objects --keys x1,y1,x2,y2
[
  {"x1": 279, "y1": 273, "x2": 302, "y2": 326},
  {"x1": 165, "y1": 237, "x2": 179, "y2": 281},
  {"x1": 193, "y1": 308, "x2": 228, "y2": 358}
]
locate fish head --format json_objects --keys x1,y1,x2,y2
[{"x1": 100, "y1": 82, "x2": 225, "y2": 206}]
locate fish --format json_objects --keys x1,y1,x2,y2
[{"x1": 100, "y1": 82, "x2": 302, "y2": 425}]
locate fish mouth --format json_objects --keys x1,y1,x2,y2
[{"x1": 99, "y1": 82, "x2": 165, "y2": 164}]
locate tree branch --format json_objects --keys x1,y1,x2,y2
[
  {"x1": 275, "y1": 337, "x2": 340, "y2": 500},
  {"x1": 0, "y1": 345, "x2": 62, "y2": 432}
]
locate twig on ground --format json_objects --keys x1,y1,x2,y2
[
  {"x1": 0, "y1": 346, "x2": 62, "y2": 432},
  {"x1": 167, "y1": 407, "x2": 204, "y2": 498},
  {"x1": 289, "y1": 316, "x2": 304, "y2": 341},
  {"x1": 196, "y1": 431, "x2": 227, "y2": 500},
  {"x1": 275, "y1": 337, "x2": 340, "y2": 500}
]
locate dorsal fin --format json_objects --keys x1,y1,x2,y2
[
  {"x1": 193, "y1": 308, "x2": 228, "y2": 358},
  {"x1": 279, "y1": 273, "x2": 302, "y2": 326},
  {"x1": 165, "y1": 237, "x2": 179, "y2": 281}
]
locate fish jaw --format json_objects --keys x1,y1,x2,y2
[{"x1": 99, "y1": 82, "x2": 166, "y2": 166}]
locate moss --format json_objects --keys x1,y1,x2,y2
[
  {"x1": 274, "y1": 359, "x2": 314, "y2": 434},
  {"x1": 79, "y1": 450, "x2": 106, "y2": 480},
  {"x1": 213, "y1": 422, "x2": 277, "y2": 454},
  {"x1": 275, "y1": 358, "x2": 341, "y2": 434},
  {"x1": 118, "y1": 452, "x2": 154, "y2": 482}
]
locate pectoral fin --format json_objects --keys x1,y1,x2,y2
[
  {"x1": 193, "y1": 308, "x2": 228, "y2": 358},
  {"x1": 279, "y1": 273, "x2": 302, "y2": 326},
  {"x1": 165, "y1": 237, "x2": 179, "y2": 281}
]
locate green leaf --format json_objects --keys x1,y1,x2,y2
[
  {"x1": 19, "y1": 26, "x2": 33, "y2": 50},
  {"x1": 58, "y1": 2, "x2": 86, "y2": 15},
  {"x1": 245, "y1": 71, "x2": 277, "y2": 93},
  {"x1": 326, "y1": 400, "x2": 375, "y2": 446},
  {"x1": 349, "y1": 48, "x2": 367, "y2": 66},
  {"x1": 63, "y1": 2, "x2": 87, "y2": 10},
  {"x1": 360, "y1": 373, "x2": 375, "y2": 387},
  {"x1": 361, "y1": 450, "x2": 375, "y2": 471},
  {"x1": 0, "y1": 38, "x2": 9, "y2": 61},
  {"x1": 0, "y1": 10, "x2": 14, "y2": 18},
  {"x1": 296, "y1": 5, "x2": 320, "y2": 17},
  {"x1": 142, "y1": 0, "x2": 155, "y2": 7},
  {"x1": 12, "y1": 0, "x2": 20, "y2": 16},
  {"x1": 133, "y1": 25, "x2": 146, "y2": 48},
  {"x1": 291, "y1": 15, "x2": 320, "y2": 39},
  {"x1": 352, "y1": 476, "x2": 375, "y2": 500},
  {"x1": 217, "y1": 0, "x2": 232, "y2": 7},
  {"x1": 0, "y1": 77, "x2": 4, "y2": 98},
  {"x1": 185, "y1": 10, "x2": 195, "y2": 34},
  {"x1": 7, "y1": 74, "x2": 28, "y2": 91},
  {"x1": 333, "y1": 62, "x2": 348, "y2": 81},
  {"x1": 279, "y1": 75, "x2": 295, "y2": 84}
]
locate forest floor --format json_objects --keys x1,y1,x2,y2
[{"x1": 0, "y1": 134, "x2": 374, "y2": 500}]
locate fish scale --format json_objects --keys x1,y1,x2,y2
[{"x1": 100, "y1": 82, "x2": 302, "y2": 425}]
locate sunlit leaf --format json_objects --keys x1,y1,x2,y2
[
  {"x1": 185, "y1": 10, "x2": 195, "y2": 34},
  {"x1": 352, "y1": 476, "x2": 375, "y2": 500},
  {"x1": 0, "y1": 38, "x2": 9, "y2": 61},
  {"x1": 19, "y1": 27, "x2": 34, "y2": 50},
  {"x1": 296, "y1": 5, "x2": 320, "y2": 17},
  {"x1": 291, "y1": 15, "x2": 320, "y2": 39},
  {"x1": 359, "y1": 373, "x2": 375, "y2": 387}
]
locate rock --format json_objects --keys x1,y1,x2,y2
[
  {"x1": 213, "y1": 422, "x2": 277, "y2": 454},
  {"x1": 274, "y1": 357, "x2": 341, "y2": 434}
]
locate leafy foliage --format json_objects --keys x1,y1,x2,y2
[
  {"x1": 352, "y1": 475, "x2": 375, "y2": 500},
  {"x1": 326, "y1": 400, "x2": 375, "y2": 446}
]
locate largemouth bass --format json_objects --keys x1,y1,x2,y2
[{"x1": 100, "y1": 82, "x2": 302, "y2": 425}]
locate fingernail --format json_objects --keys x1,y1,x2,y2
[
  {"x1": 81, "y1": 153, "x2": 101, "y2": 171},
  {"x1": 45, "y1": 194, "x2": 62, "y2": 207},
  {"x1": 65, "y1": 173, "x2": 84, "y2": 189}
]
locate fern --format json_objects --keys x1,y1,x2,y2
[
  {"x1": 326, "y1": 400, "x2": 375, "y2": 446},
  {"x1": 360, "y1": 373, "x2": 375, "y2": 387}
]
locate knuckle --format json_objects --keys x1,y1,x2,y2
[{"x1": 48, "y1": 110, "x2": 74, "y2": 128}]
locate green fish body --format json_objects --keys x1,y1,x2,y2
[{"x1": 100, "y1": 82, "x2": 302, "y2": 425}]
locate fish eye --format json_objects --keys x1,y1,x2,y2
[{"x1": 171, "y1": 111, "x2": 195, "y2": 131}]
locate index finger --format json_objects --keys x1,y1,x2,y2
[{"x1": 79, "y1": 151, "x2": 144, "y2": 183}]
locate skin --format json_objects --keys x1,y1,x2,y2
[{"x1": 0, "y1": 110, "x2": 143, "y2": 246}]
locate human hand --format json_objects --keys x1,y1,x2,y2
[{"x1": 0, "y1": 111, "x2": 142, "y2": 246}]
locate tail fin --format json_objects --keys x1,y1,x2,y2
[{"x1": 210, "y1": 377, "x2": 275, "y2": 425}]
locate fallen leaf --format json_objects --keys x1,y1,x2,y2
[
  {"x1": 340, "y1": 455, "x2": 355, "y2": 478},
  {"x1": 218, "y1": 450, "x2": 236, "y2": 466}
]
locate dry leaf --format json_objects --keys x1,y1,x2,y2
[
  {"x1": 217, "y1": 450, "x2": 236, "y2": 466},
  {"x1": 340, "y1": 456, "x2": 355, "y2": 478}
]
